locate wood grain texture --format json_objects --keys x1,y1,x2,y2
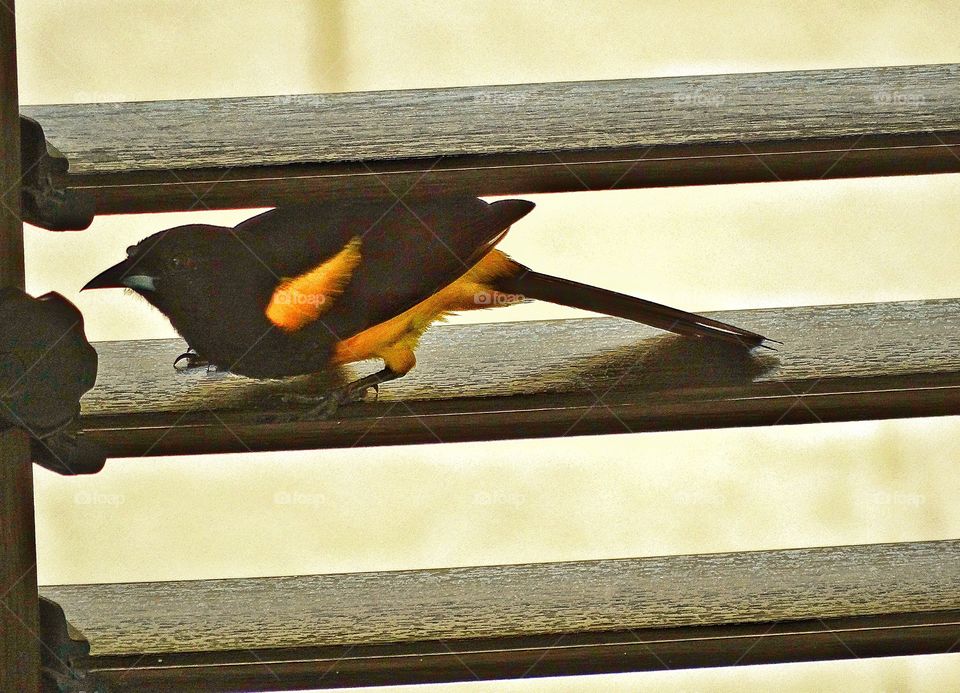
[
  {"x1": 0, "y1": 2, "x2": 24, "y2": 287},
  {"x1": 0, "y1": 431, "x2": 39, "y2": 692},
  {"x1": 79, "y1": 298, "x2": 960, "y2": 459},
  {"x1": 67, "y1": 613, "x2": 960, "y2": 692},
  {"x1": 40, "y1": 540, "x2": 960, "y2": 689},
  {"x1": 22, "y1": 64, "x2": 960, "y2": 214},
  {"x1": 0, "y1": 3, "x2": 40, "y2": 690}
]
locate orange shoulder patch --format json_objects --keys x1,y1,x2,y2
[{"x1": 265, "y1": 237, "x2": 362, "y2": 332}]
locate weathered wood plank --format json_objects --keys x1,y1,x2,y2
[
  {"x1": 0, "y1": 6, "x2": 25, "y2": 288},
  {"x1": 0, "y1": 2, "x2": 40, "y2": 690},
  {"x1": 41, "y1": 540, "x2": 960, "y2": 689},
  {"x1": 0, "y1": 431, "x2": 38, "y2": 692},
  {"x1": 67, "y1": 613, "x2": 960, "y2": 692},
  {"x1": 22, "y1": 64, "x2": 960, "y2": 215},
  {"x1": 79, "y1": 299, "x2": 960, "y2": 458}
]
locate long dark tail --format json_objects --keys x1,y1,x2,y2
[{"x1": 496, "y1": 268, "x2": 772, "y2": 348}]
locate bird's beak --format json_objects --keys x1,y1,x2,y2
[{"x1": 82, "y1": 258, "x2": 157, "y2": 292}]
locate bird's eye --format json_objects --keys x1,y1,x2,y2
[{"x1": 170, "y1": 257, "x2": 197, "y2": 270}]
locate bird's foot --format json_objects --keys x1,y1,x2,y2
[
  {"x1": 173, "y1": 349, "x2": 213, "y2": 371},
  {"x1": 257, "y1": 382, "x2": 378, "y2": 423},
  {"x1": 301, "y1": 381, "x2": 379, "y2": 418},
  {"x1": 257, "y1": 370, "x2": 398, "y2": 424}
]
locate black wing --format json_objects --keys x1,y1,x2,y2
[{"x1": 237, "y1": 197, "x2": 535, "y2": 340}]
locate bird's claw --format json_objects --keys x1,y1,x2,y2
[
  {"x1": 256, "y1": 383, "x2": 377, "y2": 424},
  {"x1": 174, "y1": 350, "x2": 213, "y2": 371}
]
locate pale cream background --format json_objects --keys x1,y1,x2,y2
[{"x1": 15, "y1": 1, "x2": 960, "y2": 690}]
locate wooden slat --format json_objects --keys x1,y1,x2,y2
[
  {"x1": 0, "y1": 2, "x2": 41, "y2": 690},
  {"x1": 41, "y1": 540, "x2": 960, "y2": 690},
  {"x1": 23, "y1": 64, "x2": 960, "y2": 215},
  {"x1": 79, "y1": 298, "x2": 960, "y2": 459},
  {"x1": 0, "y1": 6, "x2": 25, "y2": 288},
  {"x1": 0, "y1": 431, "x2": 38, "y2": 691}
]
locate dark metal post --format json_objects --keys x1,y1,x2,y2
[{"x1": 1, "y1": 0, "x2": 41, "y2": 689}]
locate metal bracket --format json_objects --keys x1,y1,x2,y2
[
  {"x1": 0, "y1": 287, "x2": 105, "y2": 474},
  {"x1": 39, "y1": 596, "x2": 109, "y2": 692},
  {"x1": 19, "y1": 115, "x2": 95, "y2": 231}
]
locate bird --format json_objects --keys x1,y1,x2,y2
[{"x1": 83, "y1": 197, "x2": 772, "y2": 416}]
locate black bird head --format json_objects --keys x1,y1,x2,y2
[
  {"x1": 83, "y1": 225, "x2": 282, "y2": 371},
  {"x1": 83, "y1": 225, "x2": 236, "y2": 306}
]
